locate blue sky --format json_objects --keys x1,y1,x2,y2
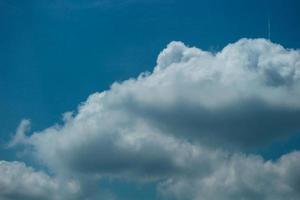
[{"x1": 1, "y1": 0, "x2": 300, "y2": 200}]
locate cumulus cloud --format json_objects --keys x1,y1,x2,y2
[
  {"x1": 122, "y1": 39, "x2": 300, "y2": 148},
  {"x1": 10, "y1": 38, "x2": 300, "y2": 199},
  {"x1": 18, "y1": 116, "x2": 217, "y2": 179},
  {"x1": 0, "y1": 161, "x2": 81, "y2": 200},
  {"x1": 158, "y1": 151, "x2": 300, "y2": 200}
]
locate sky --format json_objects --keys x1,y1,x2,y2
[{"x1": 1, "y1": 0, "x2": 300, "y2": 200}]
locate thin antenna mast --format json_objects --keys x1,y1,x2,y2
[{"x1": 268, "y1": 16, "x2": 271, "y2": 41}]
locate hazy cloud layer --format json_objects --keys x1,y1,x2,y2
[{"x1": 9, "y1": 38, "x2": 300, "y2": 199}]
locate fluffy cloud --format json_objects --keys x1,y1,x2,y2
[
  {"x1": 10, "y1": 38, "x2": 300, "y2": 199},
  {"x1": 158, "y1": 151, "x2": 300, "y2": 200},
  {"x1": 20, "y1": 117, "x2": 218, "y2": 179},
  {"x1": 0, "y1": 161, "x2": 81, "y2": 200}
]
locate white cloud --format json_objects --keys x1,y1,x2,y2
[
  {"x1": 158, "y1": 151, "x2": 300, "y2": 200},
  {"x1": 18, "y1": 117, "x2": 216, "y2": 179},
  {"x1": 0, "y1": 161, "x2": 81, "y2": 200},
  {"x1": 8, "y1": 119, "x2": 30, "y2": 147},
  {"x1": 10, "y1": 38, "x2": 300, "y2": 199}
]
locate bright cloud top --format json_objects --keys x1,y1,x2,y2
[{"x1": 8, "y1": 38, "x2": 300, "y2": 200}]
